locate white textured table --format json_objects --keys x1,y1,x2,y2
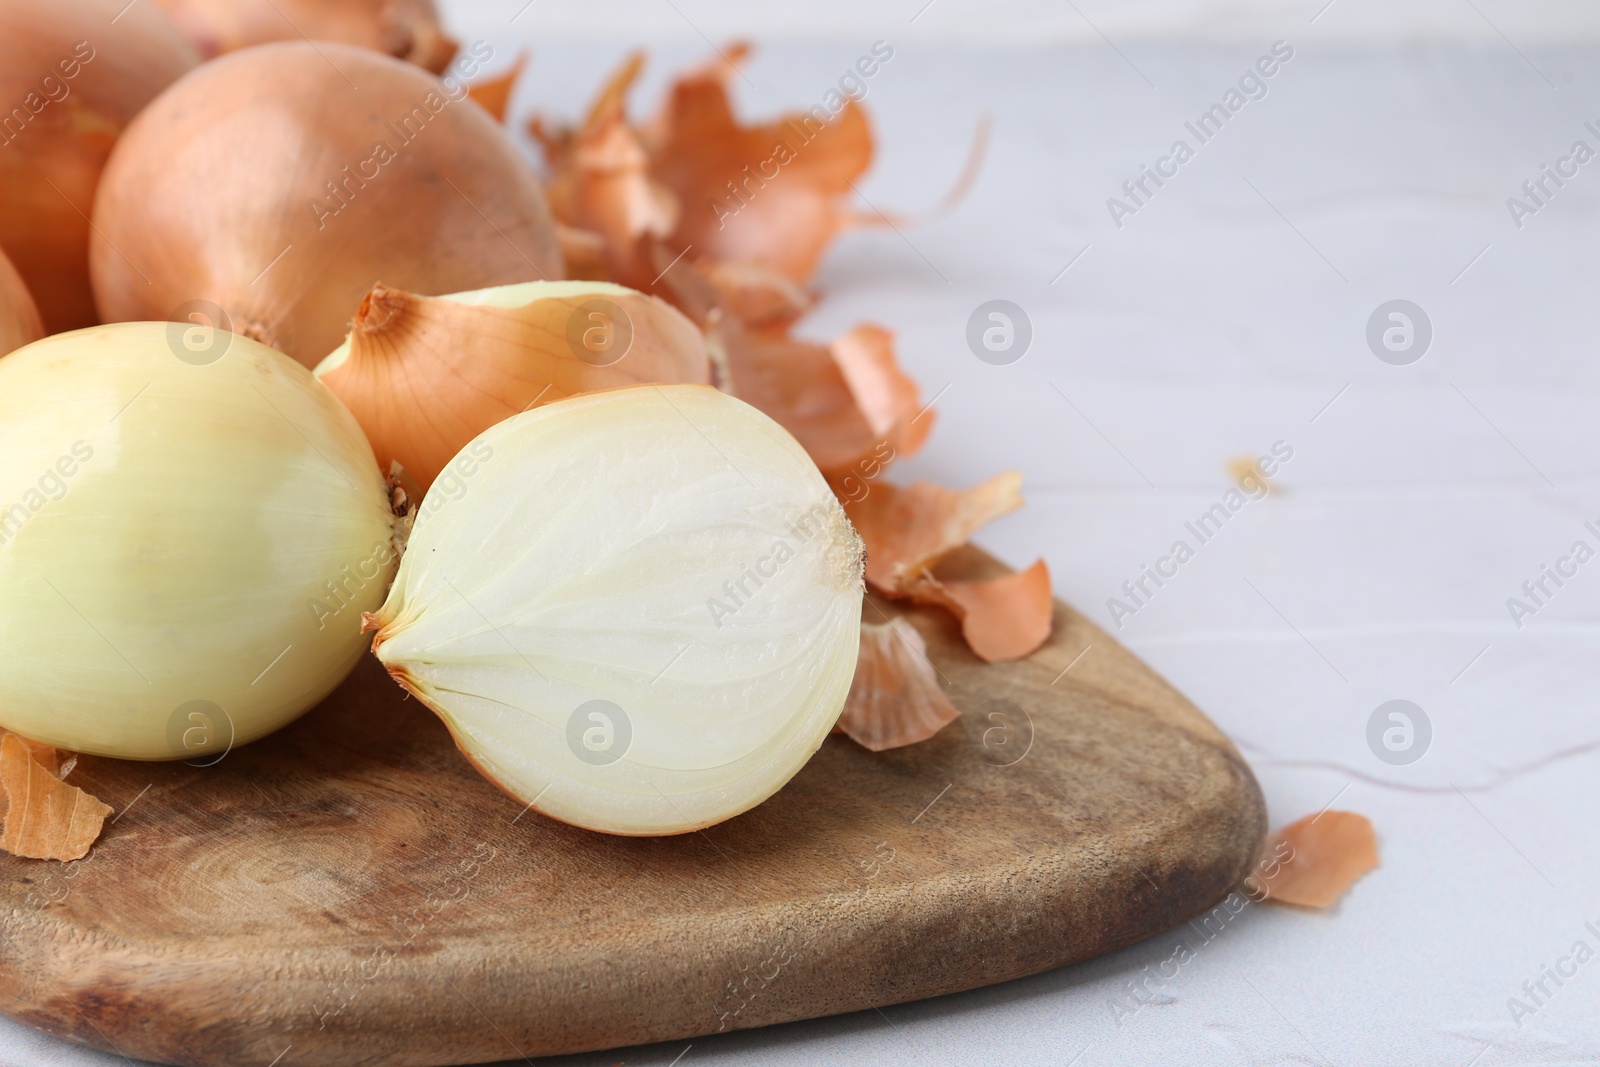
[{"x1": 9, "y1": 20, "x2": 1600, "y2": 1067}]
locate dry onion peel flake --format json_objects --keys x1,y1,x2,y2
[
  {"x1": 845, "y1": 472, "x2": 1024, "y2": 595},
  {"x1": 315, "y1": 280, "x2": 714, "y2": 491},
  {"x1": 1259, "y1": 811, "x2": 1378, "y2": 908},
  {"x1": 717, "y1": 322, "x2": 931, "y2": 476},
  {"x1": 909, "y1": 559, "x2": 1054, "y2": 664},
  {"x1": 367, "y1": 384, "x2": 866, "y2": 836},
  {"x1": 836, "y1": 618, "x2": 959, "y2": 751},
  {"x1": 645, "y1": 42, "x2": 875, "y2": 285},
  {"x1": 0, "y1": 734, "x2": 112, "y2": 861},
  {"x1": 466, "y1": 51, "x2": 530, "y2": 123}
]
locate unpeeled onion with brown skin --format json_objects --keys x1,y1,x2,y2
[
  {"x1": 90, "y1": 42, "x2": 564, "y2": 368},
  {"x1": 0, "y1": 248, "x2": 44, "y2": 355},
  {"x1": 0, "y1": 0, "x2": 199, "y2": 333},
  {"x1": 316, "y1": 281, "x2": 715, "y2": 490},
  {"x1": 151, "y1": 0, "x2": 457, "y2": 73}
]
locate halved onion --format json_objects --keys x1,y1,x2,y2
[
  {"x1": 0, "y1": 248, "x2": 43, "y2": 355},
  {"x1": 0, "y1": 0, "x2": 199, "y2": 333},
  {"x1": 367, "y1": 385, "x2": 865, "y2": 835},
  {"x1": 0, "y1": 323, "x2": 394, "y2": 759},
  {"x1": 151, "y1": 0, "x2": 457, "y2": 72},
  {"x1": 90, "y1": 42, "x2": 563, "y2": 368}
]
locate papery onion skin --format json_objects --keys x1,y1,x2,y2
[
  {"x1": 0, "y1": 249, "x2": 44, "y2": 356},
  {"x1": 0, "y1": 0, "x2": 199, "y2": 334},
  {"x1": 367, "y1": 384, "x2": 865, "y2": 836},
  {"x1": 315, "y1": 280, "x2": 714, "y2": 490},
  {"x1": 0, "y1": 323, "x2": 395, "y2": 759},
  {"x1": 151, "y1": 0, "x2": 457, "y2": 72},
  {"x1": 90, "y1": 42, "x2": 564, "y2": 368}
]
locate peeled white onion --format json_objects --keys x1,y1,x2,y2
[
  {"x1": 0, "y1": 323, "x2": 394, "y2": 759},
  {"x1": 368, "y1": 384, "x2": 865, "y2": 835}
]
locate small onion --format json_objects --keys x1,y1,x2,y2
[
  {"x1": 0, "y1": 0, "x2": 199, "y2": 333},
  {"x1": 368, "y1": 385, "x2": 865, "y2": 835},
  {"x1": 90, "y1": 42, "x2": 564, "y2": 368},
  {"x1": 316, "y1": 280, "x2": 715, "y2": 490},
  {"x1": 151, "y1": 0, "x2": 457, "y2": 72},
  {"x1": 0, "y1": 323, "x2": 394, "y2": 759},
  {"x1": 0, "y1": 248, "x2": 44, "y2": 355}
]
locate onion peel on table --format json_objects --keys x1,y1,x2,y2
[
  {"x1": 556, "y1": 225, "x2": 612, "y2": 281},
  {"x1": 466, "y1": 51, "x2": 530, "y2": 123},
  {"x1": 700, "y1": 260, "x2": 813, "y2": 331},
  {"x1": 1258, "y1": 811, "x2": 1378, "y2": 908},
  {"x1": 529, "y1": 52, "x2": 680, "y2": 291},
  {"x1": 314, "y1": 280, "x2": 714, "y2": 491},
  {"x1": 835, "y1": 617, "x2": 960, "y2": 751},
  {"x1": 529, "y1": 43, "x2": 986, "y2": 304},
  {"x1": 845, "y1": 473, "x2": 1025, "y2": 594},
  {"x1": 643, "y1": 42, "x2": 875, "y2": 285},
  {"x1": 712, "y1": 319, "x2": 933, "y2": 477},
  {"x1": 0, "y1": 734, "x2": 111, "y2": 862},
  {"x1": 844, "y1": 474, "x2": 1053, "y2": 663},
  {"x1": 906, "y1": 560, "x2": 1055, "y2": 664}
]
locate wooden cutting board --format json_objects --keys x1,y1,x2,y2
[{"x1": 0, "y1": 547, "x2": 1265, "y2": 1067}]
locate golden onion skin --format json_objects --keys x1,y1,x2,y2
[
  {"x1": 0, "y1": 0, "x2": 200, "y2": 333},
  {"x1": 0, "y1": 248, "x2": 44, "y2": 356},
  {"x1": 89, "y1": 42, "x2": 564, "y2": 368},
  {"x1": 0, "y1": 323, "x2": 395, "y2": 759}
]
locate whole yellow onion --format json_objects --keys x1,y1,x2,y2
[
  {"x1": 0, "y1": 0, "x2": 199, "y2": 333},
  {"x1": 0, "y1": 323, "x2": 394, "y2": 759},
  {"x1": 90, "y1": 42, "x2": 564, "y2": 368}
]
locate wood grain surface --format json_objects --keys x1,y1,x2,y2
[{"x1": 0, "y1": 547, "x2": 1266, "y2": 1067}]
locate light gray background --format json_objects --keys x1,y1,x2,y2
[{"x1": 11, "y1": 1, "x2": 1600, "y2": 1064}]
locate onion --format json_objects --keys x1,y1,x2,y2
[
  {"x1": 0, "y1": 249, "x2": 43, "y2": 355},
  {"x1": 0, "y1": 327, "x2": 858, "y2": 834},
  {"x1": 90, "y1": 42, "x2": 563, "y2": 368},
  {"x1": 0, "y1": 323, "x2": 394, "y2": 759},
  {"x1": 151, "y1": 0, "x2": 457, "y2": 72},
  {"x1": 367, "y1": 385, "x2": 865, "y2": 835},
  {"x1": 315, "y1": 280, "x2": 715, "y2": 490},
  {"x1": 0, "y1": 0, "x2": 199, "y2": 333}
]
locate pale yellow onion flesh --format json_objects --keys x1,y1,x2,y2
[
  {"x1": 369, "y1": 384, "x2": 864, "y2": 835},
  {"x1": 315, "y1": 279, "x2": 714, "y2": 490},
  {"x1": 0, "y1": 323, "x2": 394, "y2": 759}
]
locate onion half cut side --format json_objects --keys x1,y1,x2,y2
[{"x1": 367, "y1": 384, "x2": 866, "y2": 835}]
